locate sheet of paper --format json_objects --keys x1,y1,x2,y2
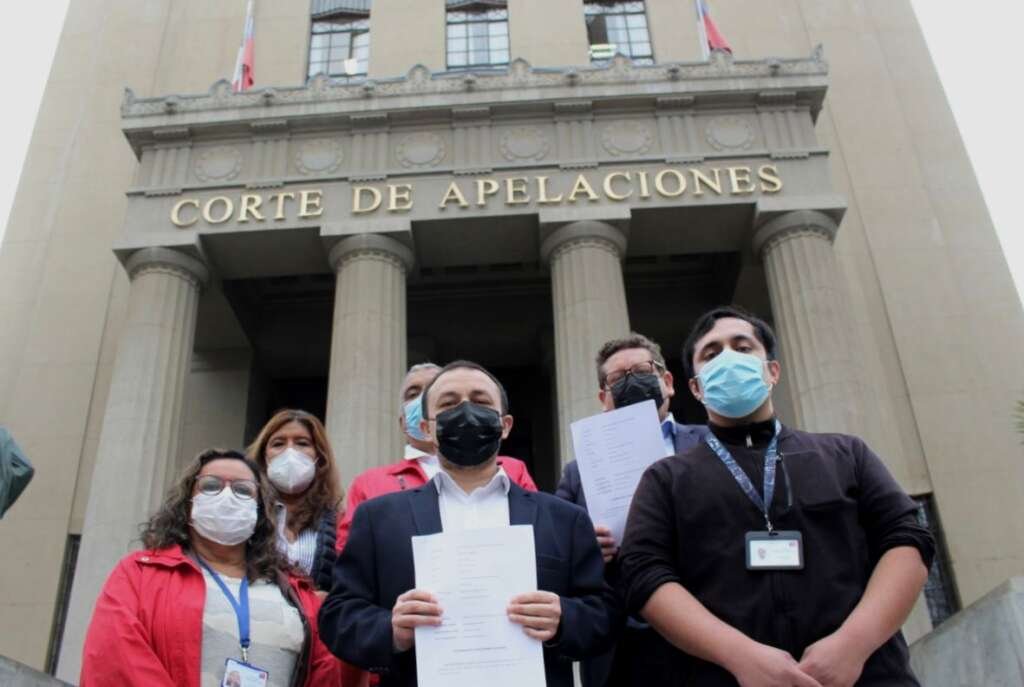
[
  {"x1": 412, "y1": 525, "x2": 546, "y2": 687},
  {"x1": 570, "y1": 399, "x2": 667, "y2": 543}
]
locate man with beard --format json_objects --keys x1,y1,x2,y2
[
  {"x1": 555, "y1": 333, "x2": 706, "y2": 686},
  {"x1": 319, "y1": 360, "x2": 616, "y2": 687}
]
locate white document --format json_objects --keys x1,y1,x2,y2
[
  {"x1": 411, "y1": 525, "x2": 546, "y2": 687},
  {"x1": 570, "y1": 399, "x2": 667, "y2": 544}
]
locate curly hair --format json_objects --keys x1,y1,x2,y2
[
  {"x1": 247, "y1": 409, "x2": 343, "y2": 534},
  {"x1": 139, "y1": 448, "x2": 285, "y2": 582}
]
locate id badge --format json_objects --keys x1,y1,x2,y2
[
  {"x1": 745, "y1": 531, "x2": 803, "y2": 570},
  {"x1": 223, "y1": 658, "x2": 269, "y2": 687}
]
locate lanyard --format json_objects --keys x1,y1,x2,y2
[
  {"x1": 197, "y1": 557, "x2": 251, "y2": 662},
  {"x1": 704, "y1": 420, "x2": 782, "y2": 532}
]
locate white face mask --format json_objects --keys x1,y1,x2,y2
[
  {"x1": 190, "y1": 489, "x2": 257, "y2": 546},
  {"x1": 267, "y1": 447, "x2": 317, "y2": 494}
]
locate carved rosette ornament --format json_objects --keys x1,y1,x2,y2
[
  {"x1": 705, "y1": 116, "x2": 755, "y2": 151},
  {"x1": 395, "y1": 132, "x2": 447, "y2": 168},
  {"x1": 193, "y1": 145, "x2": 242, "y2": 182},
  {"x1": 601, "y1": 121, "x2": 653, "y2": 156},
  {"x1": 295, "y1": 138, "x2": 345, "y2": 175},
  {"x1": 500, "y1": 127, "x2": 550, "y2": 162}
]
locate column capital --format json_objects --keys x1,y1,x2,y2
[
  {"x1": 752, "y1": 209, "x2": 839, "y2": 259},
  {"x1": 540, "y1": 220, "x2": 629, "y2": 265},
  {"x1": 328, "y1": 233, "x2": 415, "y2": 273},
  {"x1": 124, "y1": 247, "x2": 210, "y2": 287}
]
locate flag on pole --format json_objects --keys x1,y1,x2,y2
[
  {"x1": 696, "y1": 0, "x2": 731, "y2": 60},
  {"x1": 232, "y1": 0, "x2": 255, "y2": 92}
]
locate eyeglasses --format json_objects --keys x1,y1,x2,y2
[
  {"x1": 604, "y1": 360, "x2": 665, "y2": 387},
  {"x1": 195, "y1": 475, "x2": 259, "y2": 500}
]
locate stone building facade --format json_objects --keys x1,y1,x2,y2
[{"x1": 0, "y1": 0, "x2": 1020, "y2": 681}]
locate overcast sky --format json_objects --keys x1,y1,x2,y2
[{"x1": 0, "y1": 1, "x2": 1020, "y2": 302}]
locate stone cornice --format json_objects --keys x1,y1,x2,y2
[{"x1": 121, "y1": 50, "x2": 829, "y2": 156}]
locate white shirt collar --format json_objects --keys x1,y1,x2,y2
[
  {"x1": 433, "y1": 466, "x2": 511, "y2": 500},
  {"x1": 404, "y1": 443, "x2": 429, "y2": 460}
]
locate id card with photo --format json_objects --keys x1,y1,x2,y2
[
  {"x1": 745, "y1": 531, "x2": 804, "y2": 570},
  {"x1": 222, "y1": 658, "x2": 269, "y2": 687}
]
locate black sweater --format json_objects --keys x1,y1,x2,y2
[{"x1": 618, "y1": 420, "x2": 934, "y2": 686}]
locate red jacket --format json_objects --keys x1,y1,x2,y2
[
  {"x1": 80, "y1": 545, "x2": 346, "y2": 687},
  {"x1": 336, "y1": 455, "x2": 537, "y2": 551}
]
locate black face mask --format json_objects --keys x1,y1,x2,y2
[
  {"x1": 610, "y1": 373, "x2": 664, "y2": 410},
  {"x1": 434, "y1": 402, "x2": 504, "y2": 467}
]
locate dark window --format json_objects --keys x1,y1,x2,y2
[
  {"x1": 585, "y1": 1, "x2": 653, "y2": 65},
  {"x1": 309, "y1": 14, "x2": 370, "y2": 80},
  {"x1": 46, "y1": 534, "x2": 81, "y2": 675},
  {"x1": 446, "y1": 3, "x2": 509, "y2": 70},
  {"x1": 914, "y1": 495, "x2": 960, "y2": 627}
]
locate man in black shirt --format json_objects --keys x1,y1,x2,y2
[{"x1": 619, "y1": 306, "x2": 934, "y2": 687}]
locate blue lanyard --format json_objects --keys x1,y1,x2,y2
[
  {"x1": 197, "y1": 557, "x2": 251, "y2": 662},
  {"x1": 704, "y1": 420, "x2": 782, "y2": 532}
]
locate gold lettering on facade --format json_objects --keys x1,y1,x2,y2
[
  {"x1": 171, "y1": 199, "x2": 199, "y2": 228},
  {"x1": 352, "y1": 186, "x2": 382, "y2": 214},
  {"x1": 439, "y1": 182, "x2": 470, "y2": 209},
  {"x1": 636, "y1": 170, "x2": 651, "y2": 199},
  {"x1": 758, "y1": 164, "x2": 783, "y2": 193},
  {"x1": 202, "y1": 196, "x2": 234, "y2": 224},
  {"x1": 476, "y1": 179, "x2": 499, "y2": 206},
  {"x1": 567, "y1": 174, "x2": 600, "y2": 202},
  {"x1": 727, "y1": 166, "x2": 756, "y2": 194},
  {"x1": 536, "y1": 176, "x2": 563, "y2": 204},
  {"x1": 298, "y1": 189, "x2": 324, "y2": 218},
  {"x1": 654, "y1": 169, "x2": 687, "y2": 198},
  {"x1": 237, "y1": 194, "x2": 265, "y2": 223},
  {"x1": 268, "y1": 192, "x2": 295, "y2": 220},
  {"x1": 602, "y1": 172, "x2": 632, "y2": 201},
  {"x1": 690, "y1": 168, "x2": 723, "y2": 196},
  {"x1": 505, "y1": 177, "x2": 530, "y2": 205},
  {"x1": 387, "y1": 184, "x2": 414, "y2": 212}
]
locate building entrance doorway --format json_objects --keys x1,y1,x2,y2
[{"x1": 407, "y1": 263, "x2": 558, "y2": 490}]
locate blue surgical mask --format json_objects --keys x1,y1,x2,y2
[
  {"x1": 696, "y1": 348, "x2": 772, "y2": 419},
  {"x1": 403, "y1": 395, "x2": 427, "y2": 441}
]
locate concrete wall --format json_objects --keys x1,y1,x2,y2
[
  {"x1": 910, "y1": 577, "x2": 1024, "y2": 686},
  {"x1": 0, "y1": 0, "x2": 1021, "y2": 672}
]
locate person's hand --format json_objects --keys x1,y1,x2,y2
[
  {"x1": 797, "y1": 631, "x2": 869, "y2": 687},
  {"x1": 507, "y1": 591, "x2": 562, "y2": 642},
  {"x1": 391, "y1": 589, "x2": 442, "y2": 652},
  {"x1": 315, "y1": 589, "x2": 328, "y2": 600},
  {"x1": 726, "y1": 640, "x2": 824, "y2": 687},
  {"x1": 594, "y1": 524, "x2": 618, "y2": 562}
]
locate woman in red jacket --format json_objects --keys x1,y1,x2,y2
[{"x1": 80, "y1": 448, "x2": 343, "y2": 687}]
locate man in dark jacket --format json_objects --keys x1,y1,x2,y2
[
  {"x1": 0, "y1": 426, "x2": 34, "y2": 519},
  {"x1": 555, "y1": 332, "x2": 705, "y2": 686},
  {"x1": 319, "y1": 360, "x2": 617, "y2": 687},
  {"x1": 619, "y1": 306, "x2": 934, "y2": 687}
]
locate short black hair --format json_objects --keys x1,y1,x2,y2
[
  {"x1": 682, "y1": 306, "x2": 778, "y2": 378},
  {"x1": 594, "y1": 333, "x2": 666, "y2": 387},
  {"x1": 420, "y1": 359, "x2": 510, "y2": 417}
]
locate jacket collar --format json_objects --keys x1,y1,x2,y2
[{"x1": 407, "y1": 480, "x2": 537, "y2": 535}]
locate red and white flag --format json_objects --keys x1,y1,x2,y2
[
  {"x1": 696, "y1": 0, "x2": 732, "y2": 60},
  {"x1": 232, "y1": 0, "x2": 255, "y2": 92}
]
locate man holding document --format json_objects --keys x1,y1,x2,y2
[
  {"x1": 556, "y1": 333, "x2": 704, "y2": 687},
  {"x1": 319, "y1": 360, "x2": 616, "y2": 687}
]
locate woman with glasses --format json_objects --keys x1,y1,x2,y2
[
  {"x1": 247, "y1": 409, "x2": 342, "y2": 592},
  {"x1": 80, "y1": 448, "x2": 342, "y2": 687}
]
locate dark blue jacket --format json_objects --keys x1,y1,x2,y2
[
  {"x1": 318, "y1": 480, "x2": 618, "y2": 687},
  {"x1": 554, "y1": 420, "x2": 706, "y2": 687}
]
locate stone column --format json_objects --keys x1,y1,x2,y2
[
  {"x1": 325, "y1": 234, "x2": 412, "y2": 481},
  {"x1": 753, "y1": 210, "x2": 862, "y2": 434},
  {"x1": 541, "y1": 220, "x2": 631, "y2": 465},
  {"x1": 57, "y1": 247, "x2": 208, "y2": 680}
]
